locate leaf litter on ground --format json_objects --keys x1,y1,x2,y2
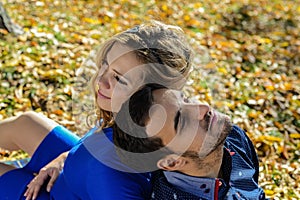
[{"x1": 0, "y1": 0, "x2": 299, "y2": 199}]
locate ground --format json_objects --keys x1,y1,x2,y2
[{"x1": 0, "y1": 0, "x2": 299, "y2": 199}]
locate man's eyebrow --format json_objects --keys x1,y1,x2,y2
[
  {"x1": 174, "y1": 109, "x2": 181, "y2": 133},
  {"x1": 173, "y1": 91, "x2": 185, "y2": 133}
]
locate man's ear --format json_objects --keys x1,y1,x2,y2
[{"x1": 157, "y1": 154, "x2": 187, "y2": 171}]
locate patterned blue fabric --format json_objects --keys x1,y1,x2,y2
[{"x1": 151, "y1": 125, "x2": 266, "y2": 200}]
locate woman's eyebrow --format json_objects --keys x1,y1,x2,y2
[
  {"x1": 113, "y1": 69, "x2": 130, "y2": 82},
  {"x1": 113, "y1": 69, "x2": 124, "y2": 76}
]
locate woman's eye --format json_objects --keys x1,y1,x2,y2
[{"x1": 113, "y1": 74, "x2": 127, "y2": 85}]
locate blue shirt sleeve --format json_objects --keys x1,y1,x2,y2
[
  {"x1": 224, "y1": 125, "x2": 266, "y2": 199},
  {"x1": 230, "y1": 125, "x2": 260, "y2": 182}
]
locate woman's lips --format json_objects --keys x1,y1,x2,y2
[{"x1": 98, "y1": 90, "x2": 111, "y2": 99}]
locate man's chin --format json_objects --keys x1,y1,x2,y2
[
  {"x1": 211, "y1": 117, "x2": 232, "y2": 152},
  {"x1": 224, "y1": 117, "x2": 233, "y2": 135},
  {"x1": 218, "y1": 112, "x2": 232, "y2": 135}
]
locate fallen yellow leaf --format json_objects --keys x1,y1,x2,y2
[
  {"x1": 217, "y1": 67, "x2": 228, "y2": 74},
  {"x1": 264, "y1": 189, "x2": 275, "y2": 195},
  {"x1": 290, "y1": 133, "x2": 300, "y2": 139},
  {"x1": 260, "y1": 135, "x2": 283, "y2": 143}
]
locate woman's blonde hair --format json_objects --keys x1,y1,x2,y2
[{"x1": 91, "y1": 20, "x2": 193, "y2": 129}]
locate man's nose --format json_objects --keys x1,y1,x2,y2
[{"x1": 196, "y1": 104, "x2": 210, "y2": 120}]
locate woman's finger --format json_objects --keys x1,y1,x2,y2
[
  {"x1": 32, "y1": 186, "x2": 40, "y2": 200},
  {"x1": 24, "y1": 186, "x2": 34, "y2": 200},
  {"x1": 46, "y1": 169, "x2": 59, "y2": 192},
  {"x1": 24, "y1": 175, "x2": 44, "y2": 199}
]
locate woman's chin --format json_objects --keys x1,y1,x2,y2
[{"x1": 97, "y1": 100, "x2": 112, "y2": 112}]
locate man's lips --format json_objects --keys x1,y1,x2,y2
[{"x1": 98, "y1": 90, "x2": 111, "y2": 99}]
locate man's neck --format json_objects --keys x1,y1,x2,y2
[{"x1": 180, "y1": 146, "x2": 224, "y2": 178}]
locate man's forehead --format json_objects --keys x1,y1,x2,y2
[
  {"x1": 152, "y1": 89, "x2": 180, "y2": 122},
  {"x1": 147, "y1": 89, "x2": 179, "y2": 142}
]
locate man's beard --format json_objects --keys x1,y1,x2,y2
[{"x1": 181, "y1": 118, "x2": 232, "y2": 169}]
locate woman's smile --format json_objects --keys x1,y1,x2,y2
[{"x1": 98, "y1": 90, "x2": 111, "y2": 100}]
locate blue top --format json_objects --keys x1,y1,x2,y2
[
  {"x1": 51, "y1": 127, "x2": 152, "y2": 199},
  {"x1": 150, "y1": 125, "x2": 266, "y2": 200},
  {"x1": 0, "y1": 126, "x2": 151, "y2": 199}
]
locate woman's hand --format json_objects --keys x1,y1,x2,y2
[{"x1": 24, "y1": 151, "x2": 69, "y2": 200}]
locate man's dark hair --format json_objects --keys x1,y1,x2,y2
[{"x1": 113, "y1": 84, "x2": 172, "y2": 172}]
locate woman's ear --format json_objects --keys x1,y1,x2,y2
[{"x1": 157, "y1": 154, "x2": 187, "y2": 171}]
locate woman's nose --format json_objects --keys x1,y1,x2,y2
[{"x1": 98, "y1": 74, "x2": 111, "y2": 90}]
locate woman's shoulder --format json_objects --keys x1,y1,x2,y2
[{"x1": 80, "y1": 126, "x2": 113, "y2": 140}]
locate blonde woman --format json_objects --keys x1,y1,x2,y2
[{"x1": 0, "y1": 21, "x2": 193, "y2": 200}]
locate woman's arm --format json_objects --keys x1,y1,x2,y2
[{"x1": 24, "y1": 151, "x2": 69, "y2": 200}]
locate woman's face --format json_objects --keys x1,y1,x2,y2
[{"x1": 95, "y1": 43, "x2": 143, "y2": 112}]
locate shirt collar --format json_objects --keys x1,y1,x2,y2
[{"x1": 163, "y1": 171, "x2": 219, "y2": 199}]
